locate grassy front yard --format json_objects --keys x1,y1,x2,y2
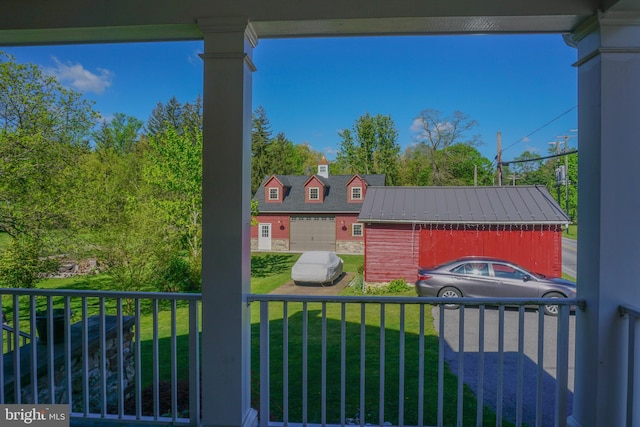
[{"x1": 0, "y1": 252, "x2": 512, "y2": 426}]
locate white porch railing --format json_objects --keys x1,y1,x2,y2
[
  {"x1": 0, "y1": 288, "x2": 201, "y2": 426},
  {"x1": 0, "y1": 289, "x2": 580, "y2": 427},
  {"x1": 246, "y1": 295, "x2": 580, "y2": 427}
]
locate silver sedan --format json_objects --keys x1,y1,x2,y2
[{"x1": 415, "y1": 256, "x2": 576, "y2": 315}]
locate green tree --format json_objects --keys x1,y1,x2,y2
[
  {"x1": 94, "y1": 113, "x2": 144, "y2": 154},
  {"x1": 251, "y1": 106, "x2": 273, "y2": 194},
  {"x1": 144, "y1": 125, "x2": 202, "y2": 286},
  {"x1": 335, "y1": 113, "x2": 400, "y2": 183},
  {"x1": 267, "y1": 132, "x2": 298, "y2": 175},
  {"x1": 546, "y1": 152, "x2": 577, "y2": 222},
  {"x1": 0, "y1": 52, "x2": 97, "y2": 286},
  {"x1": 411, "y1": 109, "x2": 480, "y2": 185},
  {"x1": 445, "y1": 144, "x2": 494, "y2": 185},
  {"x1": 397, "y1": 145, "x2": 432, "y2": 186},
  {"x1": 293, "y1": 143, "x2": 323, "y2": 175},
  {"x1": 505, "y1": 151, "x2": 554, "y2": 186},
  {"x1": 146, "y1": 96, "x2": 202, "y2": 142}
]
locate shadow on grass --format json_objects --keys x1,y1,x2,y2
[
  {"x1": 251, "y1": 254, "x2": 297, "y2": 278},
  {"x1": 251, "y1": 305, "x2": 515, "y2": 427}
]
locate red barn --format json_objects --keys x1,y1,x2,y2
[
  {"x1": 358, "y1": 186, "x2": 570, "y2": 283},
  {"x1": 251, "y1": 158, "x2": 385, "y2": 253}
]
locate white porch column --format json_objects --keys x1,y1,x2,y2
[
  {"x1": 199, "y1": 17, "x2": 258, "y2": 427},
  {"x1": 567, "y1": 9, "x2": 640, "y2": 427}
]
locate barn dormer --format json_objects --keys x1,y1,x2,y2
[
  {"x1": 346, "y1": 175, "x2": 368, "y2": 203},
  {"x1": 303, "y1": 175, "x2": 329, "y2": 203},
  {"x1": 263, "y1": 175, "x2": 290, "y2": 203}
]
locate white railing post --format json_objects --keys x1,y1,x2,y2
[
  {"x1": 189, "y1": 299, "x2": 201, "y2": 427},
  {"x1": 259, "y1": 301, "x2": 270, "y2": 427}
]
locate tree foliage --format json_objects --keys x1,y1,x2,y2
[
  {"x1": 144, "y1": 125, "x2": 203, "y2": 275},
  {"x1": 0, "y1": 51, "x2": 578, "y2": 291},
  {"x1": 0, "y1": 52, "x2": 98, "y2": 286},
  {"x1": 250, "y1": 106, "x2": 324, "y2": 194},
  {"x1": 411, "y1": 109, "x2": 480, "y2": 185},
  {"x1": 335, "y1": 113, "x2": 400, "y2": 184}
]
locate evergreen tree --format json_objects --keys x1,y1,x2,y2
[{"x1": 251, "y1": 106, "x2": 273, "y2": 194}]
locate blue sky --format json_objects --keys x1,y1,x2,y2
[{"x1": 2, "y1": 34, "x2": 577, "y2": 163}]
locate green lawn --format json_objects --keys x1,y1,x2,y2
[
  {"x1": 1, "y1": 252, "x2": 512, "y2": 426},
  {"x1": 563, "y1": 224, "x2": 578, "y2": 239}
]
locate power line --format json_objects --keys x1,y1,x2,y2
[
  {"x1": 502, "y1": 106, "x2": 577, "y2": 153},
  {"x1": 501, "y1": 149, "x2": 577, "y2": 166}
]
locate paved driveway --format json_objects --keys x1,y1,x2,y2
[{"x1": 433, "y1": 307, "x2": 575, "y2": 427}]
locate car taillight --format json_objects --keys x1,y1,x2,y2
[{"x1": 417, "y1": 273, "x2": 432, "y2": 281}]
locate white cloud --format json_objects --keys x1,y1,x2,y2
[
  {"x1": 409, "y1": 117, "x2": 424, "y2": 133},
  {"x1": 410, "y1": 117, "x2": 453, "y2": 142},
  {"x1": 324, "y1": 146, "x2": 338, "y2": 156},
  {"x1": 48, "y1": 57, "x2": 113, "y2": 94}
]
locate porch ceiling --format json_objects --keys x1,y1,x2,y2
[{"x1": 0, "y1": 0, "x2": 604, "y2": 45}]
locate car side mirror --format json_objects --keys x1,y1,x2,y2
[{"x1": 523, "y1": 275, "x2": 531, "y2": 282}]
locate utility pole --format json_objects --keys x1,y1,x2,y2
[
  {"x1": 474, "y1": 164, "x2": 478, "y2": 186},
  {"x1": 550, "y1": 133, "x2": 577, "y2": 216},
  {"x1": 497, "y1": 132, "x2": 502, "y2": 186},
  {"x1": 564, "y1": 135, "x2": 569, "y2": 215}
]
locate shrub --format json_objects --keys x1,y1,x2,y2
[
  {"x1": 156, "y1": 256, "x2": 199, "y2": 293},
  {"x1": 365, "y1": 278, "x2": 411, "y2": 295},
  {"x1": 0, "y1": 236, "x2": 59, "y2": 288}
]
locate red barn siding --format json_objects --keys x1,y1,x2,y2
[
  {"x1": 364, "y1": 224, "x2": 419, "y2": 282},
  {"x1": 418, "y1": 225, "x2": 562, "y2": 277},
  {"x1": 250, "y1": 215, "x2": 290, "y2": 239},
  {"x1": 336, "y1": 214, "x2": 363, "y2": 241}
]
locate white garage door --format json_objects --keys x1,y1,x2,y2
[{"x1": 290, "y1": 216, "x2": 336, "y2": 252}]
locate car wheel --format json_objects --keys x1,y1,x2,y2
[
  {"x1": 542, "y1": 292, "x2": 565, "y2": 316},
  {"x1": 438, "y1": 287, "x2": 462, "y2": 309}
]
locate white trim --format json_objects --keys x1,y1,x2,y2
[
  {"x1": 268, "y1": 187, "x2": 279, "y2": 200},
  {"x1": 351, "y1": 186, "x2": 363, "y2": 200},
  {"x1": 309, "y1": 187, "x2": 320, "y2": 200}
]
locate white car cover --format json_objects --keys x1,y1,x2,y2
[{"x1": 291, "y1": 251, "x2": 344, "y2": 284}]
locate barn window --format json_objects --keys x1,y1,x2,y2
[
  {"x1": 352, "y1": 223, "x2": 363, "y2": 236},
  {"x1": 309, "y1": 187, "x2": 320, "y2": 200},
  {"x1": 351, "y1": 187, "x2": 362, "y2": 200},
  {"x1": 268, "y1": 188, "x2": 279, "y2": 200}
]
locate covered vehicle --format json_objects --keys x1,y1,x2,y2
[
  {"x1": 292, "y1": 251, "x2": 344, "y2": 285},
  {"x1": 415, "y1": 256, "x2": 576, "y2": 315}
]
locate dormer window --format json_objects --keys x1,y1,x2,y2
[
  {"x1": 309, "y1": 187, "x2": 320, "y2": 200},
  {"x1": 351, "y1": 187, "x2": 362, "y2": 200},
  {"x1": 268, "y1": 187, "x2": 279, "y2": 200}
]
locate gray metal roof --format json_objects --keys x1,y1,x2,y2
[
  {"x1": 358, "y1": 185, "x2": 570, "y2": 224},
  {"x1": 254, "y1": 174, "x2": 386, "y2": 213}
]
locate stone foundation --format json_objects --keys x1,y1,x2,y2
[
  {"x1": 251, "y1": 239, "x2": 364, "y2": 254},
  {"x1": 4, "y1": 316, "x2": 136, "y2": 414},
  {"x1": 335, "y1": 240, "x2": 364, "y2": 254}
]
